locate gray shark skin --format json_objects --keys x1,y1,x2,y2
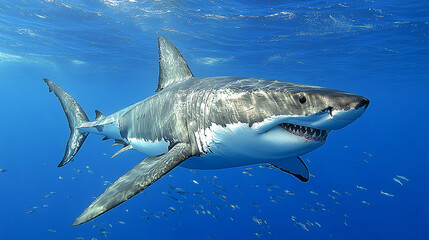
[{"x1": 43, "y1": 37, "x2": 369, "y2": 226}]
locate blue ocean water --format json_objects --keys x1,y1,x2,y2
[{"x1": 0, "y1": 0, "x2": 428, "y2": 239}]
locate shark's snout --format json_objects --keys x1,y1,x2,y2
[
  {"x1": 355, "y1": 97, "x2": 370, "y2": 110},
  {"x1": 320, "y1": 94, "x2": 370, "y2": 130}
]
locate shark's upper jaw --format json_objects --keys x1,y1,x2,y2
[{"x1": 279, "y1": 123, "x2": 329, "y2": 142}]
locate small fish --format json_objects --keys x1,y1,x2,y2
[
  {"x1": 252, "y1": 216, "x2": 263, "y2": 225},
  {"x1": 363, "y1": 151, "x2": 372, "y2": 157},
  {"x1": 58, "y1": 176, "x2": 63, "y2": 180},
  {"x1": 332, "y1": 190, "x2": 341, "y2": 196},
  {"x1": 285, "y1": 190, "x2": 295, "y2": 195},
  {"x1": 309, "y1": 190, "x2": 318, "y2": 196},
  {"x1": 118, "y1": 221, "x2": 125, "y2": 224},
  {"x1": 356, "y1": 185, "x2": 367, "y2": 190},
  {"x1": 270, "y1": 195, "x2": 286, "y2": 200},
  {"x1": 192, "y1": 180, "x2": 199, "y2": 184},
  {"x1": 362, "y1": 200, "x2": 370, "y2": 205},
  {"x1": 71, "y1": 177, "x2": 78, "y2": 180},
  {"x1": 47, "y1": 229, "x2": 56, "y2": 233},
  {"x1": 315, "y1": 222, "x2": 322, "y2": 228},
  {"x1": 296, "y1": 222, "x2": 309, "y2": 231},
  {"x1": 230, "y1": 204, "x2": 239, "y2": 210},
  {"x1": 380, "y1": 190, "x2": 394, "y2": 197},
  {"x1": 344, "y1": 220, "x2": 348, "y2": 226},
  {"x1": 254, "y1": 232, "x2": 262, "y2": 238},
  {"x1": 396, "y1": 175, "x2": 409, "y2": 182},
  {"x1": 0, "y1": 169, "x2": 7, "y2": 173},
  {"x1": 345, "y1": 192, "x2": 352, "y2": 196},
  {"x1": 168, "y1": 206, "x2": 177, "y2": 212},
  {"x1": 393, "y1": 178, "x2": 403, "y2": 186}
]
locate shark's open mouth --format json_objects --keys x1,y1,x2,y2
[{"x1": 280, "y1": 123, "x2": 329, "y2": 142}]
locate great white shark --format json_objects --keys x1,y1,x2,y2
[{"x1": 43, "y1": 37, "x2": 369, "y2": 226}]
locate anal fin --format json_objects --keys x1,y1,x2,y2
[
  {"x1": 72, "y1": 143, "x2": 192, "y2": 226},
  {"x1": 269, "y1": 157, "x2": 309, "y2": 182}
]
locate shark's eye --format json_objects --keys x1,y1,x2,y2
[{"x1": 299, "y1": 95, "x2": 307, "y2": 104}]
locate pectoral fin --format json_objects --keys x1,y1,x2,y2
[
  {"x1": 269, "y1": 157, "x2": 309, "y2": 182},
  {"x1": 72, "y1": 143, "x2": 192, "y2": 226}
]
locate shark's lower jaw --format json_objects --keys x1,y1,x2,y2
[{"x1": 279, "y1": 123, "x2": 329, "y2": 142}]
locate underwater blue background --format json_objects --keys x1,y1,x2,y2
[{"x1": 0, "y1": 0, "x2": 428, "y2": 239}]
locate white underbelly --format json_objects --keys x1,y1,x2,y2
[
  {"x1": 128, "y1": 137, "x2": 170, "y2": 157},
  {"x1": 184, "y1": 122, "x2": 324, "y2": 170}
]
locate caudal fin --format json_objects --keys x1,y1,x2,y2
[{"x1": 43, "y1": 78, "x2": 89, "y2": 167}]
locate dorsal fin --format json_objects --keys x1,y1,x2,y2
[
  {"x1": 95, "y1": 110, "x2": 104, "y2": 121},
  {"x1": 156, "y1": 36, "x2": 194, "y2": 92}
]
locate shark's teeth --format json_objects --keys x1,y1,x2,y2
[{"x1": 280, "y1": 123, "x2": 329, "y2": 141}]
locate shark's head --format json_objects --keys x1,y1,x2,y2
[
  {"x1": 200, "y1": 78, "x2": 370, "y2": 164},
  {"x1": 247, "y1": 79, "x2": 369, "y2": 159},
  {"x1": 251, "y1": 80, "x2": 370, "y2": 132}
]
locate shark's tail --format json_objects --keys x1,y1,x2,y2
[{"x1": 43, "y1": 78, "x2": 89, "y2": 167}]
